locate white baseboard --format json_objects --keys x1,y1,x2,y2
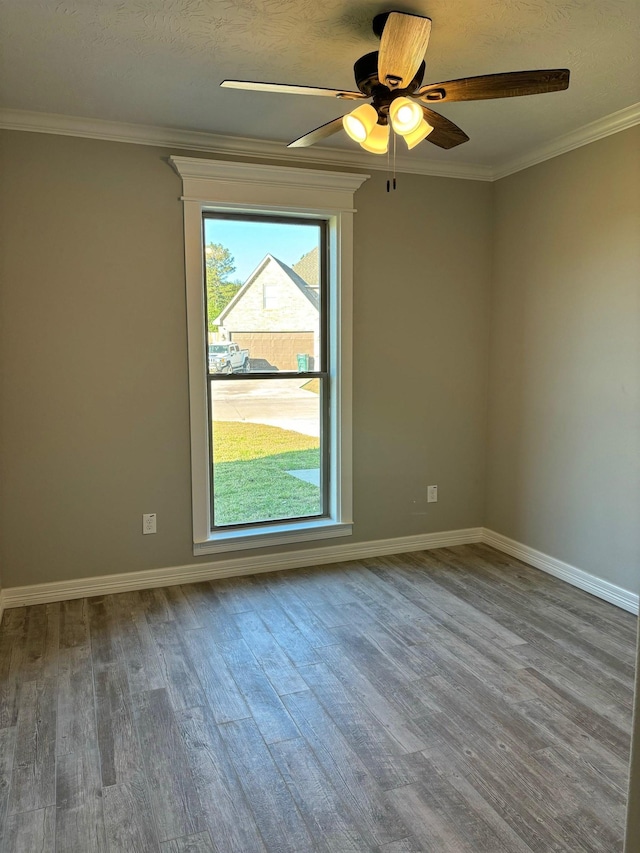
[
  {"x1": 1, "y1": 526, "x2": 636, "y2": 617},
  {"x1": 482, "y1": 528, "x2": 639, "y2": 615},
  {"x1": 0, "y1": 527, "x2": 483, "y2": 610}
]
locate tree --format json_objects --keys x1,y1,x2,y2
[{"x1": 205, "y1": 242, "x2": 242, "y2": 332}]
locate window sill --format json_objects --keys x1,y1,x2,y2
[{"x1": 193, "y1": 519, "x2": 353, "y2": 556}]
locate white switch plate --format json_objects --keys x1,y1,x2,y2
[
  {"x1": 427, "y1": 485, "x2": 438, "y2": 503},
  {"x1": 142, "y1": 513, "x2": 157, "y2": 534}
]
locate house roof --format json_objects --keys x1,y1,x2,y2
[
  {"x1": 214, "y1": 253, "x2": 319, "y2": 325},
  {"x1": 292, "y1": 247, "x2": 319, "y2": 289}
]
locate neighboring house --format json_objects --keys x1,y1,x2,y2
[
  {"x1": 214, "y1": 253, "x2": 320, "y2": 371},
  {"x1": 292, "y1": 245, "x2": 320, "y2": 290}
]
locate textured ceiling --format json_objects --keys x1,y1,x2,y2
[{"x1": 1, "y1": 0, "x2": 638, "y2": 166}]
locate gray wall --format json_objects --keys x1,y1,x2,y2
[
  {"x1": 0, "y1": 130, "x2": 492, "y2": 587},
  {"x1": 486, "y1": 127, "x2": 640, "y2": 593}
]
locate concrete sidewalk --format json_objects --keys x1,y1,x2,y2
[{"x1": 210, "y1": 378, "x2": 320, "y2": 437}]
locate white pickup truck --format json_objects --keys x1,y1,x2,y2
[{"x1": 208, "y1": 342, "x2": 250, "y2": 374}]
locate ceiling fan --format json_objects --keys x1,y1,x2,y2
[{"x1": 221, "y1": 10, "x2": 570, "y2": 155}]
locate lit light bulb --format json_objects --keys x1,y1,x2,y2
[
  {"x1": 403, "y1": 118, "x2": 434, "y2": 150},
  {"x1": 360, "y1": 123, "x2": 389, "y2": 154},
  {"x1": 343, "y1": 103, "x2": 378, "y2": 143},
  {"x1": 389, "y1": 97, "x2": 423, "y2": 136}
]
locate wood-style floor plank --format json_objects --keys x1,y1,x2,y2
[
  {"x1": 58, "y1": 598, "x2": 89, "y2": 651},
  {"x1": 8, "y1": 678, "x2": 57, "y2": 815},
  {"x1": 0, "y1": 727, "x2": 17, "y2": 849},
  {"x1": 218, "y1": 717, "x2": 315, "y2": 853},
  {"x1": 0, "y1": 617, "x2": 26, "y2": 729},
  {"x1": 1, "y1": 805, "x2": 55, "y2": 853},
  {"x1": 217, "y1": 638, "x2": 300, "y2": 744},
  {"x1": 94, "y1": 661, "x2": 145, "y2": 787},
  {"x1": 234, "y1": 609, "x2": 308, "y2": 696},
  {"x1": 181, "y1": 583, "x2": 242, "y2": 644},
  {"x1": 0, "y1": 543, "x2": 634, "y2": 853},
  {"x1": 134, "y1": 688, "x2": 205, "y2": 843},
  {"x1": 318, "y1": 641, "x2": 429, "y2": 753},
  {"x1": 299, "y1": 661, "x2": 431, "y2": 791},
  {"x1": 102, "y1": 772, "x2": 159, "y2": 853},
  {"x1": 55, "y1": 748, "x2": 107, "y2": 853},
  {"x1": 270, "y1": 734, "x2": 371, "y2": 852},
  {"x1": 180, "y1": 629, "x2": 251, "y2": 725},
  {"x1": 57, "y1": 644, "x2": 97, "y2": 757},
  {"x1": 282, "y1": 688, "x2": 409, "y2": 846},
  {"x1": 110, "y1": 591, "x2": 166, "y2": 695},
  {"x1": 160, "y1": 831, "x2": 216, "y2": 853},
  {"x1": 177, "y1": 705, "x2": 267, "y2": 853},
  {"x1": 148, "y1": 620, "x2": 207, "y2": 712}
]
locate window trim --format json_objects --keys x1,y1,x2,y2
[{"x1": 169, "y1": 157, "x2": 369, "y2": 555}]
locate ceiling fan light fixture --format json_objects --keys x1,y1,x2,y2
[
  {"x1": 343, "y1": 103, "x2": 378, "y2": 142},
  {"x1": 403, "y1": 118, "x2": 434, "y2": 149},
  {"x1": 389, "y1": 97, "x2": 423, "y2": 136},
  {"x1": 359, "y1": 122, "x2": 390, "y2": 154}
]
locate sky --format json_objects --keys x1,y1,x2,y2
[{"x1": 204, "y1": 217, "x2": 320, "y2": 283}]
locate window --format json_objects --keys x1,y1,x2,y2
[
  {"x1": 263, "y1": 282, "x2": 278, "y2": 310},
  {"x1": 169, "y1": 157, "x2": 369, "y2": 554},
  {"x1": 205, "y1": 213, "x2": 326, "y2": 529}
]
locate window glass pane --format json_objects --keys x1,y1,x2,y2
[
  {"x1": 204, "y1": 216, "x2": 322, "y2": 373},
  {"x1": 210, "y1": 377, "x2": 323, "y2": 527}
]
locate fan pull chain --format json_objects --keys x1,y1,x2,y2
[
  {"x1": 387, "y1": 135, "x2": 391, "y2": 192},
  {"x1": 393, "y1": 131, "x2": 397, "y2": 190},
  {"x1": 387, "y1": 131, "x2": 398, "y2": 192}
]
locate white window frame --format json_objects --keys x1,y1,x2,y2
[{"x1": 169, "y1": 156, "x2": 369, "y2": 555}]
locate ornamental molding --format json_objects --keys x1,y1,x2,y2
[{"x1": 1, "y1": 104, "x2": 639, "y2": 182}]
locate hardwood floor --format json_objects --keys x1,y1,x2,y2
[{"x1": 0, "y1": 544, "x2": 636, "y2": 852}]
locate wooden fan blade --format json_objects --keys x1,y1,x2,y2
[
  {"x1": 378, "y1": 12, "x2": 431, "y2": 90},
  {"x1": 221, "y1": 80, "x2": 365, "y2": 100},
  {"x1": 415, "y1": 69, "x2": 570, "y2": 102},
  {"x1": 421, "y1": 107, "x2": 469, "y2": 149},
  {"x1": 288, "y1": 117, "x2": 345, "y2": 148}
]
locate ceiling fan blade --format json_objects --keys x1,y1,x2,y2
[
  {"x1": 421, "y1": 107, "x2": 469, "y2": 149},
  {"x1": 377, "y1": 12, "x2": 431, "y2": 90},
  {"x1": 287, "y1": 117, "x2": 345, "y2": 148},
  {"x1": 415, "y1": 69, "x2": 570, "y2": 102},
  {"x1": 221, "y1": 80, "x2": 365, "y2": 100}
]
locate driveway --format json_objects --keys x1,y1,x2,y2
[{"x1": 210, "y1": 378, "x2": 320, "y2": 437}]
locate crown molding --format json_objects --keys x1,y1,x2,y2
[
  {"x1": 0, "y1": 107, "x2": 492, "y2": 181},
  {"x1": 1, "y1": 104, "x2": 638, "y2": 182},
  {"x1": 493, "y1": 102, "x2": 640, "y2": 180}
]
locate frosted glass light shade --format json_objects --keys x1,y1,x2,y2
[
  {"x1": 403, "y1": 118, "x2": 434, "y2": 149},
  {"x1": 389, "y1": 97, "x2": 423, "y2": 136},
  {"x1": 343, "y1": 104, "x2": 378, "y2": 142},
  {"x1": 360, "y1": 122, "x2": 389, "y2": 154}
]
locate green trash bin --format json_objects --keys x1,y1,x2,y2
[{"x1": 296, "y1": 353, "x2": 309, "y2": 372}]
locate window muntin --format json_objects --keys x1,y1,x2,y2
[{"x1": 204, "y1": 213, "x2": 328, "y2": 531}]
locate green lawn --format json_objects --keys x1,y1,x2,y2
[{"x1": 212, "y1": 421, "x2": 321, "y2": 526}]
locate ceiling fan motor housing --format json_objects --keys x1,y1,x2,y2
[{"x1": 353, "y1": 51, "x2": 426, "y2": 120}]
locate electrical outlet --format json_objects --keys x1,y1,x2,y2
[
  {"x1": 142, "y1": 513, "x2": 157, "y2": 534},
  {"x1": 427, "y1": 485, "x2": 438, "y2": 503}
]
